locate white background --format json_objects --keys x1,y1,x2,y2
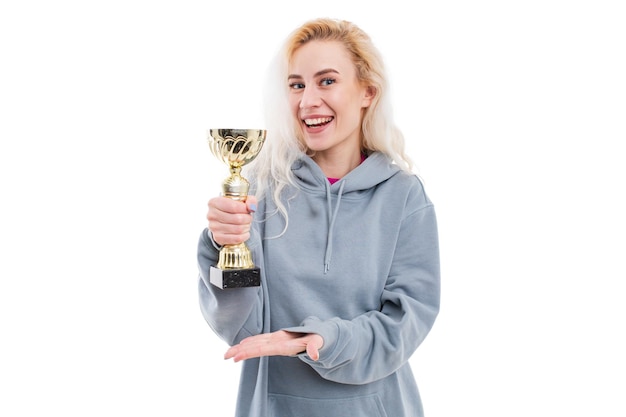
[{"x1": 1, "y1": 1, "x2": 624, "y2": 416}]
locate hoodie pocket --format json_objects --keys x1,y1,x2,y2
[{"x1": 269, "y1": 393, "x2": 388, "y2": 417}]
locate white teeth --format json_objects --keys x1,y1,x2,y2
[{"x1": 304, "y1": 117, "x2": 333, "y2": 126}]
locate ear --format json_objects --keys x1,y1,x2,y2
[{"x1": 361, "y1": 85, "x2": 377, "y2": 108}]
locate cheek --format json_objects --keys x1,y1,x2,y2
[{"x1": 288, "y1": 95, "x2": 300, "y2": 116}]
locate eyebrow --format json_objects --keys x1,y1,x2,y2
[{"x1": 288, "y1": 68, "x2": 339, "y2": 80}]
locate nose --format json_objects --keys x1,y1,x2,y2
[{"x1": 299, "y1": 86, "x2": 321, "y2": 109}]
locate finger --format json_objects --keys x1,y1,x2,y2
[
  {"x1": 208, "y1": 201, "x2": 253, "y2": 229},
  {"x1": 208, "y1": 219, "x2": 251, "y2": 236},
  {"x1": 224, "y1": 333, "x2": 299, "y2": 362},
  {"x1": 223, "y1": 334, "x2": 267, "y2": 362},
  {"x1": 224, "y1": 342, "x2": 266, "y2": 363},
  {"x1": 208, "y1": 198, "x2": 254, "y2": 245},
  {"x1": 207, "y1": 217, "x2": 251, "y2": 245},
  {"x1": 224, "y1": 345, "x2": 238, "y2": 361},
  {"x1": 210, "y1": 196, "x2": 251, "y2": 214}
]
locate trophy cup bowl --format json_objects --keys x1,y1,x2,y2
[{"x1": 207, "y1": 129, "x2": 267, "y2": 289}]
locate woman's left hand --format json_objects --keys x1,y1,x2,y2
[{"x1": 224, "y1": 330, "x2": 324, "y2": 362}]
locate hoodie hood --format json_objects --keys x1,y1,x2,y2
[
  {"x1": 291, "y1": 152, "x2": 402, "y2": 273},
  {"x1": 292, "y1": 151, "x2": 401, "y2": 194}
]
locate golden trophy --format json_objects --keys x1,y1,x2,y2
[{"x1": 207, "y1": 129, "x2": 267, "y2": 289}]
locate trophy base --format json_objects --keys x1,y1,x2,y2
[{"x1": 209, "y1": 266, "x2": 260, "y2": 289}]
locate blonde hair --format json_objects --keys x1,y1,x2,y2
[{"x1": 247, "y1": 18, "x2": 413, "y2": 228}]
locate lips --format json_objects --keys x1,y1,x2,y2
[{"x1": 303, "y1": 116, "x2": 334, "y2": 127}]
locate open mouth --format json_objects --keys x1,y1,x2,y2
[{"x1": 303, "y1": 117, "x2": 334, "y2": 128}]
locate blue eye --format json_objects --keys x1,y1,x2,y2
[
  {"x1": 289, "y1": 82, "x2": 305, "y2": 90},
  {"x1": 320, "y1": 78, "x2": 335, "y2": 86}
]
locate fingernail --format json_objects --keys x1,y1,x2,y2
[{"x1": 249, "y1": 203, "x2": 257, "y2": 213}]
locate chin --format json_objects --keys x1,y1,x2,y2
[{"x1": 303, "y1": 139, "x2": 329, "y2": 153}]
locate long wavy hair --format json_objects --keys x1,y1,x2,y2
[{"x1": 246, "y1": 18, "x2": 413, "y2": 230}]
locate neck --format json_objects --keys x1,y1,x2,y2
[{"x1": 313, "y1": 150, "x2": 363, "y2": 179}]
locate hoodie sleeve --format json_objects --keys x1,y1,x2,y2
[
  {"x1": 197, "y1": 228, "x2": 266, "y2": 346},
  {"x1": 283, "y1": 202, "x2": 440, "y2": 385}
]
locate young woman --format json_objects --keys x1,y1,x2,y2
[{"x1": 198, "y1": 18, "x2": 440, "y2": 417}]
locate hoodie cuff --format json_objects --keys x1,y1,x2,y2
[
  {"x1": 282, "y1": 316, "x2": 340, "y2": 363},
  {"x1": 204, "y1": 228, "x2": 223, "y2": 251}
]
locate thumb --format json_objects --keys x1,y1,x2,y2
[
  {"x1": 306, "y1": 342, "x2": 320, "y2": 361},
  {"x1": 305, "y1": 334, "x2": 323, "y2": 361},
  {"x1": 246, "y1": 195, "x2": 258, "y2": 213}
]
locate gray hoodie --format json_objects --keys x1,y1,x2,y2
[{"x1": 198, "y1": 151, "x2": 440, "y2": 417}]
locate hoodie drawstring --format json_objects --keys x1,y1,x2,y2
[{"x1": 324, "y1": 180, "x2": 345, "y2": 274}]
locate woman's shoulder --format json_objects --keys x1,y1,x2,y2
[{"x1": 386, "y1": 170, "x2": 433, "y2": 210}]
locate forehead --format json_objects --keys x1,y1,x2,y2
[{"x1": 289, "y1": 40, "x2": 355, "y2": 75}]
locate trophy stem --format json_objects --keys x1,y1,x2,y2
[{"x1": 222, "y1": 172, "x2": 250, "y2": 201}]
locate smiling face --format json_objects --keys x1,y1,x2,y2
[{"x1": 288, "y1": 40, "x2": 374, "y2": 157}]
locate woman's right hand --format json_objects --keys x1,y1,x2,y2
[{"x1": 207, "y1": 195, "x2": 258, "y2": 246}]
